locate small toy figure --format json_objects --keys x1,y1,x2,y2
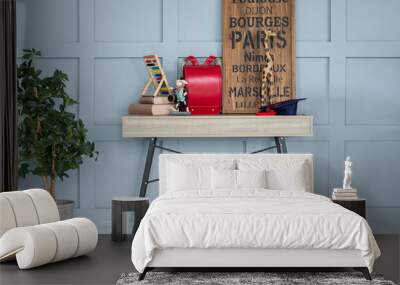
[
  {"x1": 343, "y1": 156, "x2": 353, "y2": 189},
  {"x1": 260, "y1": 30, "x2": 276, "y2": 110},
  {"x1": 257, "y1": 30, "x2": 278, "y2": 116},
  {"x1": 171, "y1": 79, "x2": 190, "y2": 114}
]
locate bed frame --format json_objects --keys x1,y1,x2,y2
[
  {"x1": 137, "y1": 153, "x2": 372, "y2": 281},
  {"x1": 139, "y1": 249, "x2": 371, "y2": 280}
]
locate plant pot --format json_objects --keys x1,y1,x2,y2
[{"x1": 56, "y1": 200, "x2": 75, "y2": 220}]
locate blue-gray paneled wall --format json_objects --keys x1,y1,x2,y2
[{"x1": 17, "y1": 0, "x2": 400, "y2": 234}]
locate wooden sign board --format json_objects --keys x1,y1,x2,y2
[{"x1": 222, "y1": 0, "x2": 296, "y2": 114}]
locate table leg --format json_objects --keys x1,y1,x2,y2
[
  {"x1": 274, "y1": 137, "x2": 288, "y2": 153},
  {"x1": 112, "y1": 202, "x2": 123, "y2": 242},
  {"x1": 139, "y1": 138, "x2": 157, "y2": 198}
]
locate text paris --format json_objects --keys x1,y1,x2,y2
[{"x1": 231, "y1": 30, "x2": 287, "y2": 49}]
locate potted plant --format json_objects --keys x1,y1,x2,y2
[{"x1": 17, "y1": 49, "x2": 97, "y2": 219}]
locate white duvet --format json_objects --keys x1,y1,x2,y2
[{"x1": 131, "y1": 190, "x2": 380, "y2": 273}]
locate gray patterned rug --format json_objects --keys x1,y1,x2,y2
[{"x1": 116, "y1": 272, "x2": 396, "y2": 285}]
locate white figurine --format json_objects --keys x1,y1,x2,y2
[{"x1": 343, "y1": 156, "x2": 352, "y2": 189}]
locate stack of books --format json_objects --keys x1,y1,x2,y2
[
  {"x1": 128, "y1": 95, "x2": 174, "y2": 116},
  {"x1": 332, "y1": 188, "x2": 358, "y2": 200}
]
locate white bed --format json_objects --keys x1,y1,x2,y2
[{"x1": 131, "y1": 154, "x2": 380, "y2": 280}]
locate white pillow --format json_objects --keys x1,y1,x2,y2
[
  {"x1": 167, "y1": 162, "x2": 211, "y2": 191},
  {"x1": 166, "y1": 160, "x2": 236, "y2": 192},
  {"x1": 211, "y1": 169, "x2": 267, "y2": 190},
  {"x1": 237, "y1": 169, "x2": 267, "y2": 189},
  {"x1": 238, "y1": 159, "x2": 310, "y2": 192},
  {"x1": 211, "y1": 168, "x2": 236, "y2": 190},
  {"x1": 265, "y1": 162, "x2": 308, "y2": 191}
]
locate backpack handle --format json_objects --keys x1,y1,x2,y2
[
  {"x1": 204, "y1": 55, "x2": 218, "y2": 65},
  {"x1": 185, "y1": 55, "x2": 199, "y2": 65}
]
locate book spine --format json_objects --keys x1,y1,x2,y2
[
  {"x1": 332, "y1": 197, "x2": 359, "y2": 200},
  {"x1": 139, "y1": 96, "x2": 170, "y2": 105},
  {"x1": 332, "y1": 194, "x2": 359, "y2": 199},
  {"x1": 333, "y1": 191, "x2": 358, "y2": 195},
  {"x1": 333, "y1": 188, "x2": 358, "y2": 193},
  {"x1": 128, "y1": 104, "x2": 172, "y2": 116},
  {"x1": 128, "y1": 104, "x2": 153, "y2": 115},
  {"x1": 139, "y1": 97, "x2": 155, "y2": 104},
  {"x1": 334, "y1": 193, "x2": 357, "y2": 197}
]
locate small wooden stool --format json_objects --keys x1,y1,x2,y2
[{"x1": 111, "y1": 197, "x2": 149, "y2": 242}]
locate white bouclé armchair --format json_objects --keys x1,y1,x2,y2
[{"x1": 0, "y1": 189, "x2": 98, "y2": 269}]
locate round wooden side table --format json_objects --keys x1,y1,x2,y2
[{"x1": 111, "y1": 196, "x2": 149, "y2": 242}]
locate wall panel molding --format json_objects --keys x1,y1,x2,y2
[
  {"x1": 94, "y1": 140, "x2": 146, "y2": 209},
  {"x1": 346, "y1": 0, "x2": 400, "y2": 42},
  {"x1": 16, "y1": 0, "x2": 400, "y2": 233},
  {"x1": 94, "y1": 0, "x2": 163, "y2": 43},
  {"x1": 344, "y1": 140, "x2": 400, "y2": 208},
  {"x1": 297, "y1": 57, "x2": 330, "y2": 125},
  {"x1": 17, "y1": 0, "x2": 79, "y2": 44},
  {"x1": 93, "y1": 57, "x2": 147, "y2": 125},
  {"x1": 177, "y1": 0, "x2": 221, "y2": 43},
  {"x1": 296, "y1": 0, "x2": 332, "y2": 42},
  {"x1": 345, "y1": 57, "x2": 400, "y2": 126}
]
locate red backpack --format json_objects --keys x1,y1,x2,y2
[{"x1": 183, "y1": 55, "x2": 222, "y2": 115}]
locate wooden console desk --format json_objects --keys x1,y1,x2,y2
[
  {"x1": 122, "y1": 115, "x2": 312, "y2": 138},
  {"x1": 122, "y1": 115, "x2": 313, "y2": 197}
]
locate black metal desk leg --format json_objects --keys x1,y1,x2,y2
[
  {"x1": 274, "y1": 137, "x2": 288, "y2": 153},
  {"x1": 139, "y1": 138, "x2": 157, "y2": 198}
]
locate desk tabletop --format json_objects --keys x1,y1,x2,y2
[{"x1": 122, "y1": 115, "x2": 313, "y2": 138}]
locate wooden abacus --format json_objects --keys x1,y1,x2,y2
[{"x1": 142, "y1": 55, "x2": 173, "y2": 97}]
